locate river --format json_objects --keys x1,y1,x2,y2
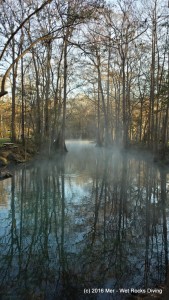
[{"x1": 0, "y1": 141, "x2": 168, "y2": 299}]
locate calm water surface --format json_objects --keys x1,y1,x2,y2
[{"x1": 0, "y1": 141, "x2": 169, "y2": 299}]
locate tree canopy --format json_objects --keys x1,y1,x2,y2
[{"x1": 0, "y1": 0, "x2": 168, "y2": 157}]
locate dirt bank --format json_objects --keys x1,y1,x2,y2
[{"x1": 0, "y1": 141, "x2": 37, "y2": 180}]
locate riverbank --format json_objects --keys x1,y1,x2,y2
[{"x1": 0, "y1": 140, "x2": 37, "y2": 180}]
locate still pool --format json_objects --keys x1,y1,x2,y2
[{"x1": 0, "y1": 141, "x2": 168, "y2": 299}]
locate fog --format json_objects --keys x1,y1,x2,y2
[{"x1": 0, "y1": 140, "x2": 168, "y2": 299}]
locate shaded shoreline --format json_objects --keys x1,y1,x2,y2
[{"x1": 1, "y1": 141, "x2": 169, "y2": 181}]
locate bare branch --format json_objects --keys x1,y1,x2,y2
[
  {"x1": 0, "y1": 0, "x2": 53, "y2": 61},
  {"x1": 0, "y1": 33, "x2": 53, "y2": 97}
]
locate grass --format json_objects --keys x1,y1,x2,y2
[{"x1": 0, "y1": 138, "x2": 11, "y2": 147}]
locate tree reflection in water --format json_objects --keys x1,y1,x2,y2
[{"x1": 0, "y1": 142, "x2": 169, "y2": 299}]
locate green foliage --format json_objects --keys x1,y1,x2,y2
[{"x1": 0, "y1": 138, "x2": 10, "y2": 147}]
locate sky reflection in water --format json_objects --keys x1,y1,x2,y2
[{"x1": 0, "y1": 141, "x2": 169, "y2": 300}]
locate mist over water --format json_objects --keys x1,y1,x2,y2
[{"x1": 0, "y1": 140, "x2": 168, "y2": 299}]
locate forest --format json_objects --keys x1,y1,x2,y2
[
  {"x1": 0, "y1": 0, "x2": 169, "y2": 157},
  {"x1": 1, "y1": 1, "x2": 169, "y2": 299}
]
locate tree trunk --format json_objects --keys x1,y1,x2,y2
[
  {"x1": 31, "y1": 48, "x2": 41, "y2": 144},
  {"x1": 44, "y1": 41, "x2": 51, "y2": 138},
  {"x1": 122, "y1": 58, "x2": 128, "y2": 148},
  {"x1": 96, "y1": 51, "x2": 109, "y2": 146},
  {"x1": 60, "y1": 36, "x2": 68, "y2": 152},
  {"x1": 11, "y1": 37, "x2": 16, "y2": 142},
  {"x1": 21, "y1": 42, "x2": 25, "y2": 146},
  {"x1": 52, "y1": 46, "x2": 63, "y2": 141},
  {"x1": 96, "y1": 73, "x2": 102, "y2": 146}
]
